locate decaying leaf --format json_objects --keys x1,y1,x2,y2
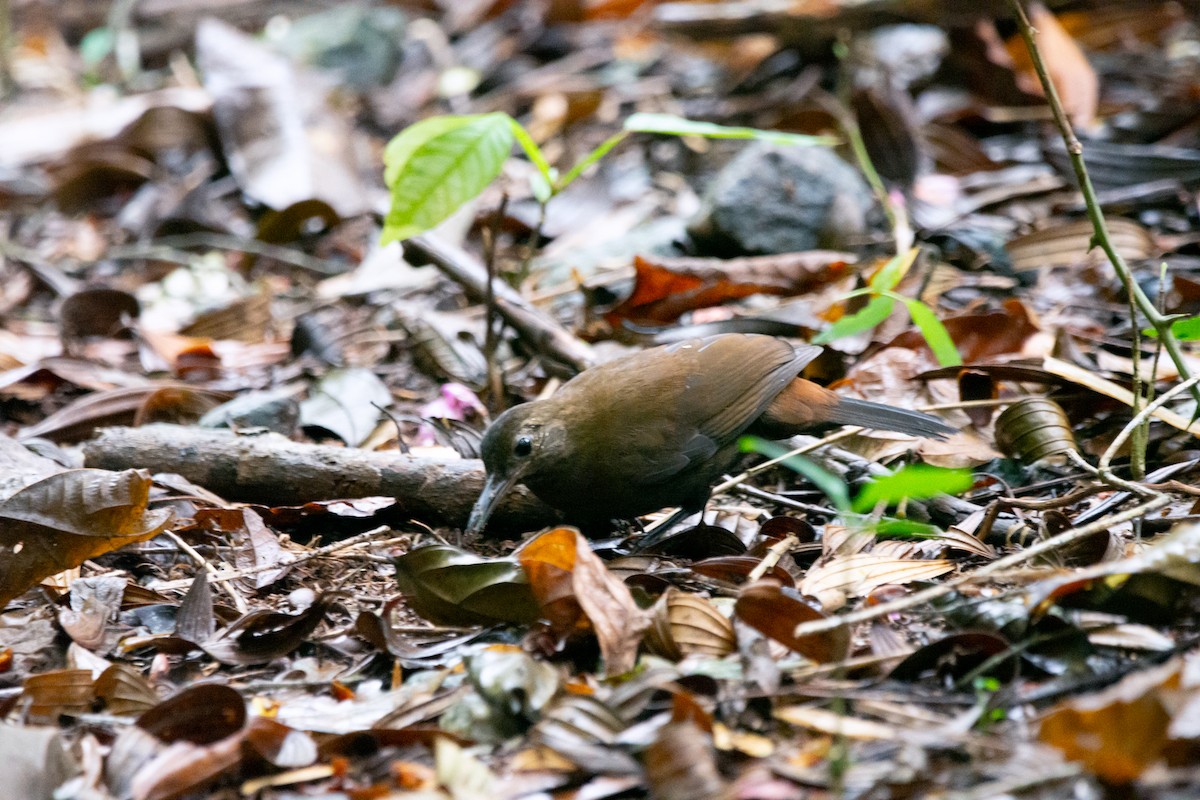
[
  {"x1": 137, "y1": 684, "x2": 246, "y2": 745},
  {"x1": 393, "y1": 544, "x2": 540, "y2": 626},
  {"x1": 800, "y1": 553, "x2": 956, "y2": 611},
  {"x1": 0, "y1": 469, "x2": 172, "y2": 607},
  {"x1": 1039, "y1": 658, "x2": 1181, "y2": 784},
  {"x1": 519, "y1": 527, "x2": 652, "y2": 676},
  {"x1": 734, "y1": 580, "x2": 849, "y2": 664},
  {"x1": 129, "y1": 715, "x2": 315, "y2": 800},
  {"x1": 606, "y1": 252, "x2": 855, "y2": 326},
  {"x1": 643, "y1": 720, "x2": 726, "y2": 800},
  {"x1": 201, "y1": 594, "x2": 334, "y2": 665},
  {"x1": 644, "y1": 588, "x2": 735, "y2": 661},
  {"x1": 1004, "y1": 4, "x2": 1099, "y2": 127}
]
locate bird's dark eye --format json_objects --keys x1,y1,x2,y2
[{"x1": 514, "y1": 436, "x2": 533, "y2": 457}]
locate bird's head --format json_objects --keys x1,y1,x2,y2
[{"x1": 466, "y1": 401, "x2": 566, "y2": 535}]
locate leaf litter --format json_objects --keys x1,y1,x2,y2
[{"x1": 2, "y1": 1, "x2": 1200, "y2": 798}]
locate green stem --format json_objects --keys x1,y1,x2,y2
[{"x1": 1008, "y1": 0, "x2": 1197, "y2": 404}]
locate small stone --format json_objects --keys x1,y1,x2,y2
[{"x1": 688, "y1": 142, "x2": 878, "y2": 256}]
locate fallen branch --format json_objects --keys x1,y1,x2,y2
[{"x1": 82, "y1": 424, "x2": 559, "y2": 533}]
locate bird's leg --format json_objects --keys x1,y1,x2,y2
[{"x1": 629, "y1": 506, "x2": 694, "y2": 553}]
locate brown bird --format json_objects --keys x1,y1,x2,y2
[{"x1": 466, "y1": 334, "x2": 954, "y2": 535}]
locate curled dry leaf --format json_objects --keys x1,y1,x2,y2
[
  {"x1": 690, "y1": 555, "x2": 795, "y2": 588},
  {"x1": 1004, "y1": 4, "x2": 1099, "y2": 127},
  {"x1": 94, "y1": 664, "x2": 160, "y2": 716},
  {"x1": 994, "y1": 396, "x2": 1077, "y2": 463},
  {"x1": 59, "y1": 574, "x2": 127, "y2": 652},
  {"x1": 0, "y1": 468, "x2": 173, "y2": 608},
  {"x1": 1005, "y1": 217, "x2": 1155, "y2": 273},
  {"x1": 202, "y1": 594, "x2": 333, "y2": 666},
  {"x1": 519, "y1": 527, "x2": 653, "y2": 677},
  {"x1": 129, "y1": 716, "x2": 315, "y2": 800},
  {"x1": 734, "y1": 580, "x2": 849, "y2": 664},
  {"x1": 22, "y1": 669, "x2": 96, "y2": 724},
  {"x1": 644, "y1": 588, "x2": 735, "y2": 661},
  {"x1": 533, "y1": 693, "x2": 636, "y2": 773},
  {"x1": 643, "y1": 720, "x2": 727, "y2": 800},
  {"x1": 19, "y1": 384, "x2": 232, "y2": 443}
]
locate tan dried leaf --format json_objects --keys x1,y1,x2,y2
[
  {"x1": 520, "y1": 527, "x2": 652, "y2": 676},
  {"x1": 0, "y1": 469, "x2": 172, "y2": 607}
]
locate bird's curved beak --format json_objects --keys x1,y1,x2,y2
[{"x1": 465, "y1": 468, "x2": 522, "y2": 535}]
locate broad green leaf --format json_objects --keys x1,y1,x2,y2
[
  {"x1": 852, "y1": 464, "x2": 973, "y2": 514},
  {"x1": 812, "y1": 294, "x2": 895, "y2": 345},
  {"x1": 869, "y1": 247, "x2": 918, "y2": 291},
  {"x1": 740, "y1": 436, "x2": 851, "y2": 511},
  {"x1": 624, "y1": 113, "x2": 839, "y2": 147},
  {"x1": 900, "y1": 298, "x2": 963, "y2": 367},
  {"x1": 382, "y1": 113, "x2": 514, "y2": 243}
]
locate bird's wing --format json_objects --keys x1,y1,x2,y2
[
  {"x1": 677, "y1": 334, "x2": 822, "y2": 446},
  {"x1": 558, "y1": 334, "x2": 821, "y2": 486}
]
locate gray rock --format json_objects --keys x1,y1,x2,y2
[
  {"x1": 688, "y1": 143, "x2": 877, "y2": 256},
  {"x1": 200, "y1": 389, "x2": 300, "y2": 435}
]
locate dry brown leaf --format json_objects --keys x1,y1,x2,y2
[
  {"x1": 605, "y1": 252, "x2": 854, "y2": 327},
  {"x1": 0, "y1": 469, "x2": 172, "y2": 607},
  {"x1": 1005, "y1": 217, "x2": 1156, "y2": 273},
  {"x1": 519, "y1": 527, "x2": 652, "y2": 676},
  {"x1": 22, "y1": 669, "x2": 95, "y2": 724},
  {"x1": 643, "y1": 720, "x2": 727, "y2": 800},
  {"x1": 734, "y1": 580, "x2": 849, "y2": 664},
  {"x1": 800, "y1": 554, "x2": 955, "y2": 611},
  {"x1": 1039, "y1": 658, "x2": 1180, "y2": 784},
  {"x1": 644, "y1": 589, "x2": 735, "y2": 661},
  {"x1": 1005, "y1": 3, "x2": 1099, "y2": 128}
]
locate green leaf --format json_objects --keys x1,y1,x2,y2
[
  {"x1": 382, "y1": 113, "x2": 514, "y2": 243},
  {"x1": 739, "y1": 436, "x2": 850, "y2": 511},
  {"x1": 852, "y1": 465, "x2": 973, "y2": 514},
  {"x1": 900, "y1": 298, "x2": 962, "y2": 367},
  {"x1": 624, "y1": 113, "x2": 839, "y2": 147},
  {"x1": 1145, "y1": 315, "x2": 1200, "y2": 341},
  {"x1": 812, "y1": 295, "x2": 895, "y2": 345},
  {"x1": 870, "y1": 518, "x2": 943, "y2": 537},
  {"x1": 869, "y1": 247, "x2": 918, "y2": 292},
  {"x1": 508, "y1": 119, "x2": 555, "y2": 188},
  {"x1": 556, "y1": 131, "x2": 629, "y2": 190}
]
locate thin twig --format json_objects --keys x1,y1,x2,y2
[
  {"x1": 747, "y1": 534, "x2": 799, "y2": 582},
  {"x1": 162, "y1": 530, "x2": 248, "y2": 614},
  {"x1": 791, "y1": 493, "x2": 1171, "y2": 639},
  {"x1": 482, "y1": 193, "x2": 509, "y2": 413},
  {"x1": 152, "y1": 526, "x2": 400, "y2": 593},
  {"x1": 1098, "y1": 375, "x2": 1200, "y2": 472}
]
